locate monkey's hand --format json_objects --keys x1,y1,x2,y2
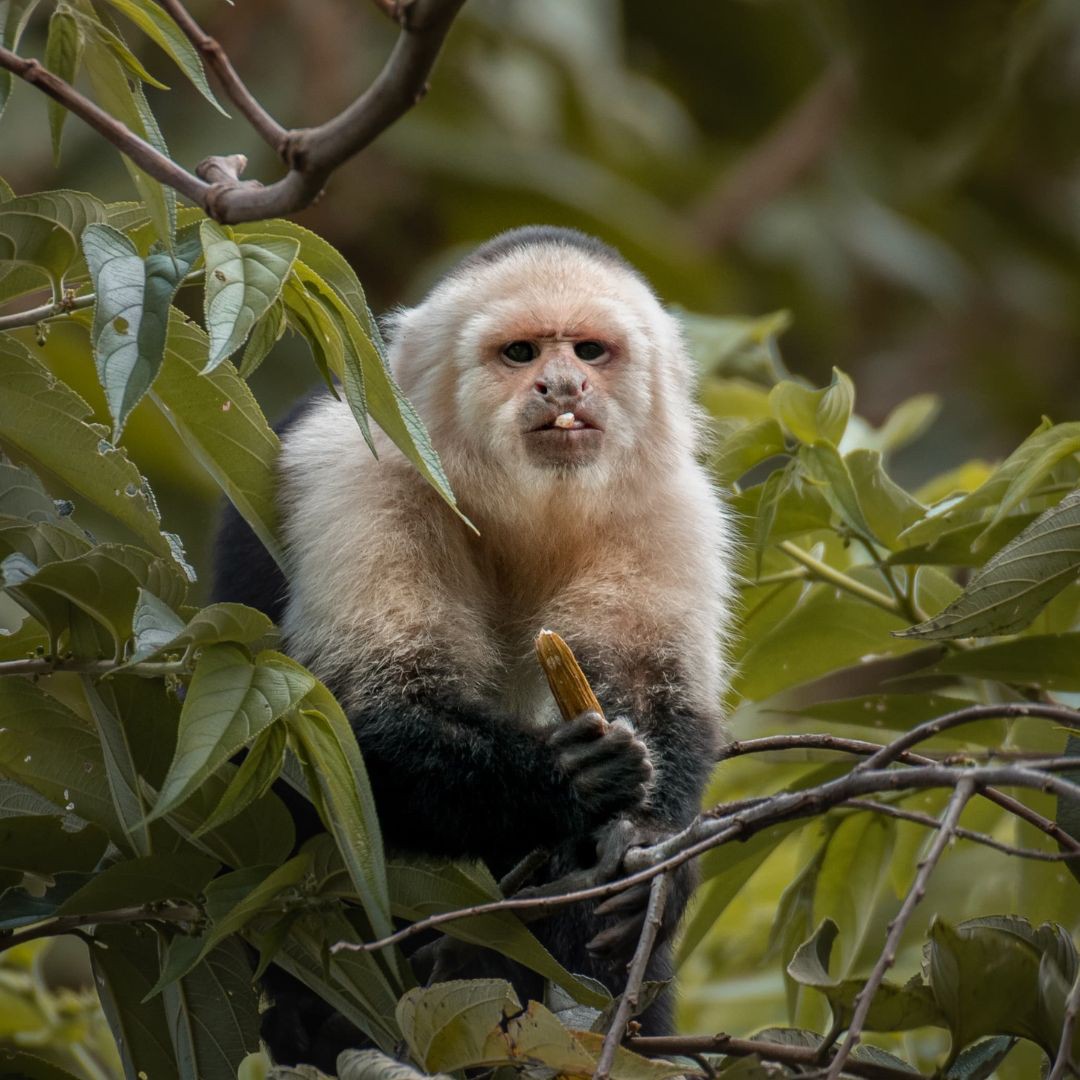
[
  {"x1": 547, "y1": 712, "x2": 653, "y2": 827},
  {"x1": 586, "y1": 820, "x2": 695, "y2": 963}
]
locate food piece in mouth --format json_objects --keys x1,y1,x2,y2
[{"x1": 553, "y1": 412, "x2": 576, "y2": 429}]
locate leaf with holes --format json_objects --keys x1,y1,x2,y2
[{"x1": 201, "y1": 222, "x2": 299, "y2": 371}]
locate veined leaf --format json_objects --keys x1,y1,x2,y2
[
  {"x1": 79, "y1": 6, "x2": 174, "y2": 241},
  {"x1": 0, "y1": 207, "x2": 77, "y2": 294},
  {"x1": 55, "y1": 851, "x2": 218, "y2": 915},
  {"x1": 151, "y1": 310, "x2": 283, "y2": 568},
  {"x1": 44, "y1": 8, "x2": 84, "y2": 164},
  {"x1": 925, "y1": 633, "x2": 1080, "y2": 691},
  {"x1": 200, "y1": 222, "x2": 299, "y2": 371},
  {"x1": 769, "y1": 368, "x2": 854, "y2": 447},
  {"x1": 711, "y1": 416, "x2": 786, "y2": 485},
  {"x1": 799, "y1": 443, "x2": 877, "y2": 540},
  {"x1": 899, "y1": 488, "x2": 1080, "y2": 640},
  {"x1": 0, "y1": 0, "x2": 41, "y2": 120},
  {"x1": 194, "y1": 722, "x2": 287, "y2": 836},
  {"x1": 98, "y1": 0, "x2": 226, "y2": 113},
  {"x1": 66, "y1": 2, "x2": 168, "y2": 89},
  {"x1": 238, "y1": 296, "x2": 286, "y2": 378},
  {"x1": 847, "y1": 448, "x2": 925, "y2": 549},
  {"x1": 0, "y1": 338, "x2": 179, "y2": 563},
  {"x1": 149, "y1": 645, "x2": 315, "y2": 821},
  {"x1": 83, "y1": 222, "x2": 201, "y2": 435}
]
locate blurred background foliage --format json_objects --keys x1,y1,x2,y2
[
  {"x1": 7, "y1": 0, "x2": 1080, "y2": 583},
  {"x1": 4, "y1": 2, "x2": 1080, "y2": 1077}
]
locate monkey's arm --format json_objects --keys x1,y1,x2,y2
[{"x1": 342, "y1": 687, "x2": 652, "y2": 867}]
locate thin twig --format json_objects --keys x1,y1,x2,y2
[
  {"x1": 854, "y1": 702, "x2": 1080, "y2": 773},
  {"x1": 842, "y1": 798, "x2": 1080, "y2": 862},
  {"x1": 626, "y1": 1033, "x2": 927, "y2": 1080},
  {"x1": 0, "y1": 46, "x2": 209, "y2": 206},
  {"x1": 0, "y1": 903, "x2": 201, "y2": 953},
  {"x1": 593, "y1": 873, "x2": 671, "y2": 1080},
  {"x1": 824, "y1": 778, "x2": 975, "y2": 1079},
  {"x1": 0, "y1": 656, "x2": 188, "y2": 677},
  {"x1": 1048, "y1": 965, "x2": 1080, "y2": 1080},
  {"x1": 778, "y1": 540, "x2": 901, "y2": 614},
  {"x1": 718, "y1": 730, "x2": 1080, "y2": 855},
  {"x1": 348, "y1": 763, "x2": 1080, "y2": 954},
  {"x1": 156, "y1": 0, "x2": 287, "y2": 151}
]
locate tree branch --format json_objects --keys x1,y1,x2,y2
[
  {"x1": 0, "y1": 656, "x2": 188, "y2": 677},
  {"x1": 0, "y1": 291, "x2": 96, "y2": 331},
  {"x1": 0, "y1": 0, "x2": 468, "y2": 224},
  {"x1": 626, "y1": 1033, "x2": 927, "y2": 1080},
  {"x1": 594, "y1": 873, "x2": 671, "y2": 1080},
  {"x1": 156, "y1": 0, "x2": 287, "y2": 152},
  {"x1": 777, "y1": 540, "x2": 901, "y2": 614},
  {"x1": 1048, "y1": 964, "x2": 1080, "y2": 1080},
  {"x1": 346, "y1": 761, "x2": 1080, "y2": 954},
  {"x1": 0, "y1": 902, "x2": 201, "y2": 953},
  {"x1": 824, "y1": 778, "x2": 975, "y2": 1079},
  {"x1": 0, "y1": 46, "x2": 209, "y2": 206}
]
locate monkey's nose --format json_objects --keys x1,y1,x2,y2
[{"x1": 534, "y1": 375, "x2": 589, "y2": 399}]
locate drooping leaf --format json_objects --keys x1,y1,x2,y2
[
  {"x1": 711, "y1": 417, "x2": 787, "y2": 485},
  {"x1": 799, "y1": 442, "x2": 877, "y2": 540},
  {"x1": 768, "y1": 368, "x2": 854, "y2": 447},
  {"x1": 149, "y1": 645, "x2": 315, "y2": 821},
  {"x1": 0, "y1": 0, "x2": 42, "y2": 120},
  {"x1": 0, "y1": 337, "x2": 179, "y2": 562},
  {"x1": 925, "y1": 633, "x2": 1080, "y2": 692},
  {"x1": 898, "y1": 488, "x2": 1080, "y2": 640},
  {"x1": 200, "y1": 222, "x2": 299, "y2": 371},
  {"x1": 151, "y1": 311, "x2": 283, "y2": 568},
  {"x1": 195, "y1": 722, "x2": 287, "y2": 836},
  {"x1": 44, "y1": 8, "x2": 84, "y2": 163},
  {"x1": 55, "y1": 851, "x2": 218, "y2": 915},
  {"x1": 98, "y1": 0, "x2": 226, "y2": 113},
  {"x1": 846, "y1": 449, "x2": 925, "y2": 549},
  {"x1": 238, "y1": 297, "x2": 287, "y2": 378},
  {"x1": 82, "y1": 222, "x2": 201, "y2": 435}
]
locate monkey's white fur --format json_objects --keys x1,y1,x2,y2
[{"x1": 278, "y1": 240, "x2": 735, "y2": 734}]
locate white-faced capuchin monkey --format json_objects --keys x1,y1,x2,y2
[{"x1": 213, "y1": 226, "x2": 736, "y2": 1071}]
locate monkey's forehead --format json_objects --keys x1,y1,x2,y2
[{"x1": 453, "y1": 226, "x2": 636, "y2": 279}]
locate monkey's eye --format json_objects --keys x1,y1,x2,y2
[
  {"x1": 502, "y1": 341, "x2": 537, "y2": 364},
  {"x1": 574, "y1": 340, "x2": 607, "y2": 362}
]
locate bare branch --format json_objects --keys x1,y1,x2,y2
[
  {"x1": 824, "y1": 778, "x2": 975, "y2": 1079},
  {"x1": 0, "y1": 0, "x2": 467, "y2": 224},
  {"x1": 842, "y1": 798, "x2": 1080, "y2": 862},
  {"x1": 854, "y1": 702, "x2": 1080, "y2": 773},
  {"x1": 627, "y1": 1033, "x2": 927, "y2": 1080},
  {"x1": 156, "y1": 0, "x2": 288, "y2": 151},
  {"x1": 0, "y1": 291, "x2": 95, "y2": 332},
  {"x1": 346, "y1": 762, "x2": 1080, "y2": 954},
  {"x1": 0, "y1": 656, "x2": 187, "y2": 677},
  {"x1": 0, "y1": 902, "x2": 200, "y2": 953},
  {"x1": 594, "y1": 873, "x2": 671, "y2": 1080},
  {"x1": 1048, "y1": 964, "x2": 1080, "y2": 1080},
  {"x1": 0, "y1": 46, "x2": 209, "y2": 205}
]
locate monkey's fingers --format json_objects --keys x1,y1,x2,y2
[
  {"x1": 587, "y1": 913, "x2": 647, "y2": 960},
  {"x1": 594, "y1": 882, "x2": 651, "y2": 918},
  {"x1": 548, "y1": 710, "x2": 608, "y2": 749}
]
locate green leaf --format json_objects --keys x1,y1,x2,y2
[
  {"x1": 82, "y1": 222, "x2": 201, "y2": 436},
  {"x1": 898, "y1": 488, "x2": 1080, "y2": 640},
  {"x1": 126, "y1": 597, "x2": 277, "y2": 668},
  {"x1": 82, "y1": 675, "x2": 154, "y2": 856},
  {"x1": 238, "y1": 297, "x2": 286, "y2": 378},
  {"x1": 799, "y1": 443, "x2": 876, "y2": 540},
  {"x1": 89, "y1": 924, "x2": 178, "y2": 1080},
  {"x1": 124, "y1": 585, "x2": 186, "y2": 661},
  {"x1": 0, "y1": 814, "x2": 107, "y2": 873},
  {"x1": 98, "y1": 0, "x2": 226, "y2": 113},
  {"x1": 161, "y1": 938, "x2": 262, "y2": 1080},
  {"x1": 0, "y1": 460, "x2": 70, "y2": 522},
  {"x1": 149, "y1": 645, "x2": 315, "y2": 821},
  {"x1": 0, "y1": 676, "x2": 119, "y2": 840},
  {"x1": 769, "y1": 368, "x2": 854, "y2": 447},
  {"x1": 886, "y1": 512, "x2": 1040, "y2": 567},
  {"x1": 944, "y1": 1037, "x2": 1017, "y2": 1080},
  {"x1": 79, "y1": 9, "x2": 174, "y2": 241},
  {"x1": 0, "y1": 206, "x2": 77, "y2": 294},
  {"x1": 751, "y1": 466, "x2": 790, "y2": 574},
  {"x1": 195, "y1": 722, "x2": 287, "y2": 836},
  {"x1": 679, "y1": 308, "x2": 791, "y2": 381},
  {"x1": 200, "y1": 222, "x2": 299, "y2": 371},
  {"x1": 151, "y1": 311, "x2": 283, "y2": 568},
  {"x1": 875, "y1": 394, "x2": 941, "y2": 455},
  {"x1": 66, "y1": 2, "x2": 168, "y2": 89},
  {"x1": 44, "y1": 8, "x2": 84, "y2": 163},
  {"x1": 711, "y1": 417, "x2": 786, "y2": 485},
  {"x1": 1056, "y1": 735, "x2": 1080, "y2": 886},
  {"x1": 387, "y1": 857, "x2": 609, "y2": 1008},
  {"x1": 55, "y1": 851, "x2": 218, "y2": 915},
  {"x1": 787, "y1": 920, "x2": 942, "y2": 1032},
  {"x1": 899, "y1": 420, "x2": 1080, "y2": 550},
  {"x1": 0, "y1": 337, "x2": 180, "y2": 563},
  {"x1": 0, "y1": 1051, "x2": 83, "y2": 1080},
  {"x1": 925, "y1": 633, "x2": 1080, "y2": 691},
  {"x1": 0, "y1": 0, "x2": 41, "y2": 121},
  {"x1": 846, "y1": 449, "x2": 925, "y2": 549},
  {"x1": 286, "y1": 681, "x2": 392, "y2": 943}
]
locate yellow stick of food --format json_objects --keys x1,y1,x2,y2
[{"x1": 534, "y1": 628, "x2": 606, "y2": 724}]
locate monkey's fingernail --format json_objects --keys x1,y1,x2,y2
[{"x1": 553, "y1": 412, "x2": 576, "y2": 429}]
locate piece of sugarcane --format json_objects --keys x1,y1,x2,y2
[{"x1": 534, "y1": 628, "x2": 606, "y2": 724}]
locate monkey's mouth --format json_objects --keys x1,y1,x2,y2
[{"x1": 527, "y1": 411, "x2": 602, "y2": 434}]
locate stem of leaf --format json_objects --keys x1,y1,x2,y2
[{"x1": 776, "y1": 540, "x2": 901, "y2": 615}]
